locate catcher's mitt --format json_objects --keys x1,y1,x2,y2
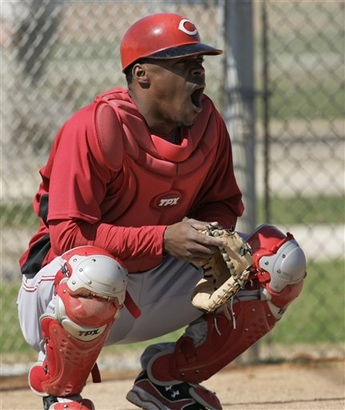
[{"x1": 191, "y1": 226, "x2": 253, "y2": 313}]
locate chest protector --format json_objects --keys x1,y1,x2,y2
[{"x1": 93, "y1": 89, "x2": 221, "y2": 226}]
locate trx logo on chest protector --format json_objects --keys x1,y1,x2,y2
[
  {"x1": 152, "y1": 191, "x2": 182, "y2": 209},
  {"x1": 159, "y1": 197, "x2": 180, "y2": 207}
]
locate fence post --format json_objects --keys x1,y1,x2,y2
[
  {"x1": 223, "y1": 0, "x2": 256, "y2": 234},
  {"x1": 222, "y1": 0, "x2": 258, "y2": 361}
]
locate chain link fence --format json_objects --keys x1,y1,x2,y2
[
  {"x1": 1, "y1": 0, "x2": 344, "y2": 373},
  {"x1": 255, "y1": 0, "x2": 344, "y2": 361}
]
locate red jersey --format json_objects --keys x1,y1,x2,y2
[{"x1": 20, "y1": 88, "x2": 243, "y2": 273}]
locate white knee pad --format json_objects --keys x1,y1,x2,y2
[
  {"x1": 60, "y1": 245, "x2": 128, "y2": 304},
  {"x1": 247, "y1": 224, "x2": 307, "y2": 318}
]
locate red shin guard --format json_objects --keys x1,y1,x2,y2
[
  {"x1": 148, "y1": 299, "x2": 276, "y2": 385},
  {"x1": 29, "y1": 246, "x2": 129, "y2": 397},
  {"x1": 30, "y1": 284, "x2": 118, "y2": 397},
  {"x1": 148, "y1": 224, "x2": 306, "y2": 386}
]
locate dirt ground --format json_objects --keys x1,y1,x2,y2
[{"x1": 1, "y1": 360, "x2": 344, "y2": 410}]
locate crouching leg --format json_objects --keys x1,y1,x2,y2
[
  {"x1": 147, "y1": 224, "x2": 307, "y2": 385},
  {"x1": 29, "y1": 246, "x2": 128, "y2": 399}
]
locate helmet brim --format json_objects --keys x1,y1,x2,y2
[{"x1": 148, "y1": 43, "x2": 223, "y2": 59}]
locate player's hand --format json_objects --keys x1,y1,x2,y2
[{"x1": 163, "y1": 218, "x2": 227, "y2": 266}]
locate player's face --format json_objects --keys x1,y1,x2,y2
[{"x1": 141, "y1": 55, "x2": 206, "y2": 134}]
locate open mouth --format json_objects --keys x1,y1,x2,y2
[{"x1": 190, "y1": 87, "x2": 204, "y2": 111}]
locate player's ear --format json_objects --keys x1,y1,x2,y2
[{"x1": 132, "y1": 62, "x2": 150, "y2": 87}]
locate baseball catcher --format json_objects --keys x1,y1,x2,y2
[{"x1": 17, "y1": 11, "x2": 307, "y2": 410}]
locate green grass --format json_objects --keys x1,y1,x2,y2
[
  {"x1": 267, "y1": 259, "x2": 345, "y2": 344},
  {"x1": 255, "y1": 84, "x2": 343, "y2": 121},
  {"x1": 0, "y1": 203, "x2": 38, "y2": 229},
  {"x1": 0, "y1": 280, "x2": 29, "y2": 354},
  {"x1": 257, "y1": 195, "x2": 344, "y2": 225},
  {"x1": 269, "y1": 86, "x2": 343, "y2": 121}
]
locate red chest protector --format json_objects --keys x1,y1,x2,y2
[{"x1": 93, "y1": 89, "x2": 221, "y2": 226}]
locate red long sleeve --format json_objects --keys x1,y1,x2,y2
[{"x1": 50, "y1": 219, "x2": 167, "y2": 272}]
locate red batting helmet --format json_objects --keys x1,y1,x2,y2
[{"x1": 120, "y1": 13, "x2": 223, "y2": 72}]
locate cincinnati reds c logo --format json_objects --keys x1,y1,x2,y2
[{"x1": 178, "y1": 19, "x2": 198, "y2": 36}]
